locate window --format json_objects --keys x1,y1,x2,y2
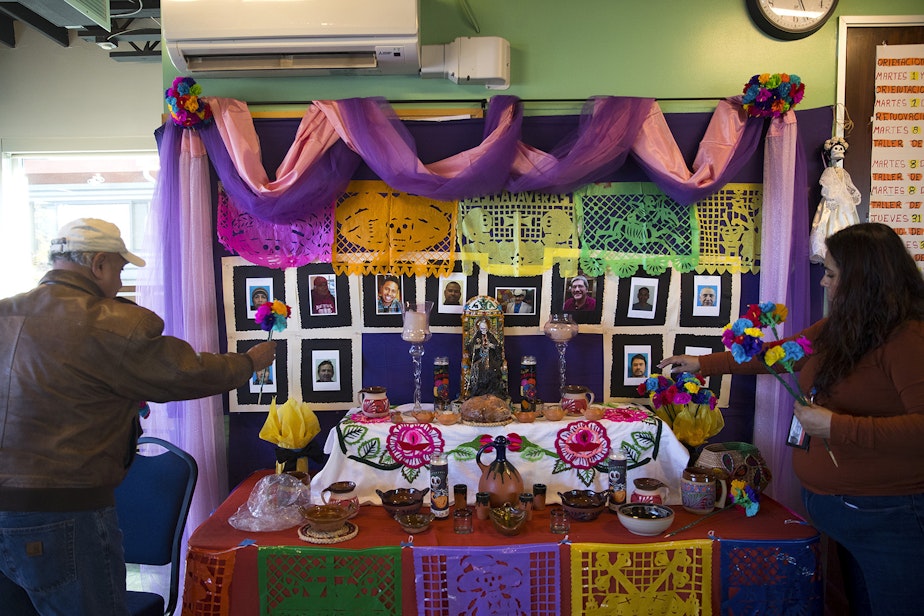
[{"x1": 0, "y1": 152, "x2": 158, "y2": 300}]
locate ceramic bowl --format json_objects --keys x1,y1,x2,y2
[
  {"x1": 559, "y1": 489, "x2": 607, "y2": 521},
  {"x1": 394, "y1": 511, "x2": 435, "y2": 534},
  {"x1": 617, "y1": 503, "x2": 675, "y2": 536},
  {"x1": 299, "y1": 504, "x2": 352, "y2": 533},
  {"x1": 489, "y1": 504, "x2": 528, "y2": 536},
  {"x1": 434, "y1": 409, "x2": 461, "y2": 426},
  {"x1": 542, "y1": 404, "x2": 565, "y2": 421},
  {"x1": 412, "y1": 410, "x2": 435, "y2": 424},
  {"x1": 583, "y1": 404, "x2": 606, "y2": 421},
  {"x1": 377, "y1": 488, "x2": 429, "y2": 516},
  {"x1": 513, "y1": 410, "x2": 537, "y2": 423}
]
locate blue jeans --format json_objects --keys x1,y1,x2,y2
[
  {"x1": 0, "y1": 507, "x2": 129, "y2": 616},
  {"x1": 803, "y1": 489, "x2": 924, "y2": 616}
]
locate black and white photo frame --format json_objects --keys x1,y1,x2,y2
[
  {"x1": 551, "y1": 265, "x2": 603, "y2": 325},
  {"x1": 487, "y1": 274, "x2": 542, "y2": 327},
  {"x1": 301, "y1": 339, "x2": 354, "y2": 403},
  {"x1": 297, "y1": 264, "x2": 352, "y2": 328},
  {"x1": 614, "y1": 267, "x2": 671, "y2": 326},
  {"x1": 427, "y1": 265, "x2": 478, "y2": 326},
  {"x1": 679, "y1": 272, "x2": 732, "y2": 327},
  {"x1": 235, "y1": 339, "x2": 288, "y2": 407},
  {"x1": 362, "y1": 273, "x2": 416, "y2": 327},
  {"x1": 610, "y1": 333, "x2": 663, "y2": 399},
  {"x1": 233, "y1": 266, "x2": 286, "y2": 331}
]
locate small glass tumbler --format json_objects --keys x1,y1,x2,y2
[
  {"x1": 453, "y1": 507, "x2": 473, "y2": 534},
  {"x1": 550, "y1": 508, "x2": 570, "y2": 534},
  {"x1": 454, "y1": 484, "x2": 468, "y2": 509},
  {"x1": 532, "y1": 484, "x2": 547, "y2": 511},
  {"x1": 475, "y1": 492, "x2": 490, "y2": 520},
  {"x1": 518, "y1": 492, "x2": 534, "y2": 521}
]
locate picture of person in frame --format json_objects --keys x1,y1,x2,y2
[
  {"x1": 442, "y1": 280, "x2": 462, "y2": 306},
  {"x1": 312, "y1": 351, "x2": 340, "y2": 391},
  {"x1": 504, "y1": 289, "x2": 534, "y2": 314},
  {"x1": 623, "y1": 344, "x2": 651, "y2": 386},
  {"x1": 629, "y1": 354, "x2": 649, "y2": 378},
  {"x1": 627, "y1": 276, "x2": 658, "y2": 320},
  {"x1": 563, "y1": 275, "x2": 596, "y2": 311},
  {"x1": 692, "y1": 274, "x2": 721, "y2": 317},
  {"x1": 316, "y1": 359, "x2": 335, "y2": 383},
  {"x1": 250, "y1": 287, "x2": 269, "y2": 311},
  {"x1": 310, "y1": 275, "x2": 337, "y2": 316},
  {"x1": 249, "y1": 363, "x2": 277, "y2": 394},
  {"x1": 632, "y1": 286, "x2": 653, "y2": 311},
  {"x1": 376, "y1": 275, "x2": 402, "y2": 314}
]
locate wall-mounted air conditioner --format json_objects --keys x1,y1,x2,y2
[{"x1": 162, "y1": 0, "x2": 421, "y2": 77}]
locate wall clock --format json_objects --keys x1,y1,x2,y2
[{"x1": 746, "y1": 0, "x2": 839, "y2": 40}]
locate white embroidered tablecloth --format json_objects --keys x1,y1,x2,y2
[{"x1": 311, "y1": 404, "x2": 691, "y2": 507}]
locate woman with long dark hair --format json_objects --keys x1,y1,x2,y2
[{"x1": 661, "y1": 223, "x2": 924, "y2": 615}]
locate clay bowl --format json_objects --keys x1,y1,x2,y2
[
  {"x1": 617, "y1": 503, "x2": 675, "y2": 536},
  {"x1": 558, "y1": 489, "x2": 607, "y2": 521},
  {"x1": 513, "y1": 410, "x2": 537, "y2": 423},
  {"x1": 542, "y1": 404, "x2": 565, "y2": 421},
  {"x1": 583, "y1": 405, "x2": 606, "y2": 421},
  {"x1": 394, "y1": 511, "x2": 435, "y2": 534},
  {"x1": 434, "y1": 409, "x2": 461, "y2": 426},
  {"x1": 412, "y1": 410, "x2": 435, "y2": 424},
  {"x1": 299, "y1": 504, "x2": 352, "y2": 533},
  {"x1": 377, "y1": 488, "x2": 429, "y2": 516},
  {"x1": 489, "y1": 504, "x2": 528, "y2": 536}
]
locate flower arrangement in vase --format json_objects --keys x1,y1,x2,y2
[{"x1": 637, "y1": 372, "x2": 724, "y2": 451}]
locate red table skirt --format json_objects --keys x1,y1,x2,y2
[{"x1": 182, "y1": 471, "x2": 821, "y2": 615}]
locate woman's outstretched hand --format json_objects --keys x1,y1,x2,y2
[{"x1": 657, "y1": 355, "x2": 701, "y2": 374}]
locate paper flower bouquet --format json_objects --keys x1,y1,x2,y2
[
  {"x1": 637, "y1": 372, "x2": 725, "y2": 448},
  {"x1": 741, "y1": 73, "x2": 804, "y2": 118}
]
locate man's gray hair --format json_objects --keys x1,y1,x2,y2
[{"x1": 49, "y1": 250, "x2": 96, "y2": 268}]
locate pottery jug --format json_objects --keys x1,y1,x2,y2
[
  {"x1": 321, "y1": 481, "x2": 360, "y2": 518},
  {"x1": 630, "y1": 477, "x2": 669, "y2": 505},
  {"x1": 358, "y1": 386, "x2": 389, "y2": 418},
  {"x1": 561, "y1": 385, "x2": 594, "y2": 416},
  {"x1": 476, "y1": 435, "x2": 524, "y2": 508}
]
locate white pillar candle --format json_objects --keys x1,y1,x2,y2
[{"x1": 402, "y1": 310, "x2": 429, "y2": 343}]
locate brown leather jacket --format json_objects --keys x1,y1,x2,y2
[{"x1": 0, "y1": 270, "x2": 254, "y2": 511}]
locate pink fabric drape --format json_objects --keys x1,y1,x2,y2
[
  {"x1": 138, "y1": 129, "x2": 230, "y2": 602},
  {"x1": 208, "y1": 97, "x2": 342, "y2": 194},
  {"x1": 755, "y1": 112, "x2": 803, "y2": 515}
]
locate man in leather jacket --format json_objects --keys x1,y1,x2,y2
[{"x1": 0, "y1": 219, "x2": 276, "y2": 615}]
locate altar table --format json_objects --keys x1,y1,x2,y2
[
  {"x1": 309, "y1": 405, "x2": 693, "y2": 507},
  {"x1": 182, "y1": 471, "x2": 822, "y2": 616}
]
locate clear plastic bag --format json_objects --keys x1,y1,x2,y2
[{"x1": 228, "y1": 473, "x2": 311, "y2": 532}]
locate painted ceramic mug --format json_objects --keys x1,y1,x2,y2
[
  {"x1": 358, "y1": 386, "x2": 389, "y2": 418},
  {"x1": 560, "y1": 385, "x2": 594, "y2": 416},
  {"x1": 681, "y1": 467, "x2": 728, "y2": 515}
]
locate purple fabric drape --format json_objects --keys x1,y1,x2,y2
[
  {"x1": 506, "y1": 96, "x2": 653, "y2": 194},
  {"x1": 198, "y1": 122, "x2": 362, "y2": 224},
  {"x1": 318, "y1": 95, "x2": 525, "y2": 201}
]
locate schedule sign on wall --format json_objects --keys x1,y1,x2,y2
[{"x1": 871, "y1": 44, "x2": 924, "y2": 269}]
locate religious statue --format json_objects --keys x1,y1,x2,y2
[{"x1": 460, "y1": 296, "x2": 508, "y2": 400}]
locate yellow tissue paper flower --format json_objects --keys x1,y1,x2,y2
[{"x1": 259, "y1": 397, "x2": 321, "y2": 450}]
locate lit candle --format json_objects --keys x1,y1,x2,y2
[
  {"x1": 547, "y1": 324, "x2": 574, "y2": 342},
  {"x1": 402, "y1": 310, "x2": 428, "y2": 343}
]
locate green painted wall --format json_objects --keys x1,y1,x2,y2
[{"x1": 162, "y1": 0, "x2": 922, "y2": 112}]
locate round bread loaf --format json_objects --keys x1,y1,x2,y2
[{"x1": 460, "y1": 394, "x2": 511, "y2": 424}]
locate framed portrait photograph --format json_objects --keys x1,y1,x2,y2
[
  {"x1": 310, "y1": 349, "x2": 341, "y2": 392},
  {"x1": 233, "y1": 339, "x2": 288, "y2": 409},
  {"x1": 679, "y1": 272, "x2": 732, "y2": 327},
  {"x1": 626, "y1": 276, "x2": 659, "y2": 320},
  {"x1": 488, "y1": 275, "x2": 542, "y2": 327},
  {"x1": 550, "y1": 265, "x2": 603, "y2": 325},
  {"x1": 297, "y1": 264, "x2": 352, "y2": 328},
  {"x1": 614, "y1": 267, "x2": 671, "y2": 326},
  {"x1": 692, "y1": 274, "x2": 721, "y2": 317},
  {"x1": 301, "y1": 339, "x2": 354, "y2": 403},
  {"x1": 232, "y1": 266, "x2": 285, "y2": 331},
  {"x1": 427, "y1": 266, "x2": 478, "y2": 327},
  {"x1": 362, "y1": 274, "x2": 416, "y2": 327},
  {"x1": 610, "y1": 334, "x2": 662, "y2": 399}
]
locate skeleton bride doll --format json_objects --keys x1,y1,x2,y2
[{"x1": 810, "y1": 136, "x2": 862, "y2": 263}]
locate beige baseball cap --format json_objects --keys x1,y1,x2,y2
[{"x1": 50, "y1": 218, "x2": 146, "y2": 267}]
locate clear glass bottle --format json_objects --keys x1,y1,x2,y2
[
  {"x1": 607, "y1": 448, "x2": 627, "y2": 513},
  {"x1": 429, "y1": 450, "x2": 449, "y2": 518}
]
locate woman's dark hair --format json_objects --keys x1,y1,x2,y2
[{"x1": 814, "y1": 223, "x2": 924, "y2": 396}]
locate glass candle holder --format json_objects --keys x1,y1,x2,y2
[
  {"x1": 550, "y1": 508, "x2": 570, "y2": 534},
  {"x1": 453, "y1": 507, "x2": 473, "y2": 534},
  {"x1": 401, "y1": 301, "x2": 433, "y2": 412}
]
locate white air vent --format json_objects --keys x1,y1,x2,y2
[{"x1": 17, "y1": 0, "x2": 110, "y2": 30}]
